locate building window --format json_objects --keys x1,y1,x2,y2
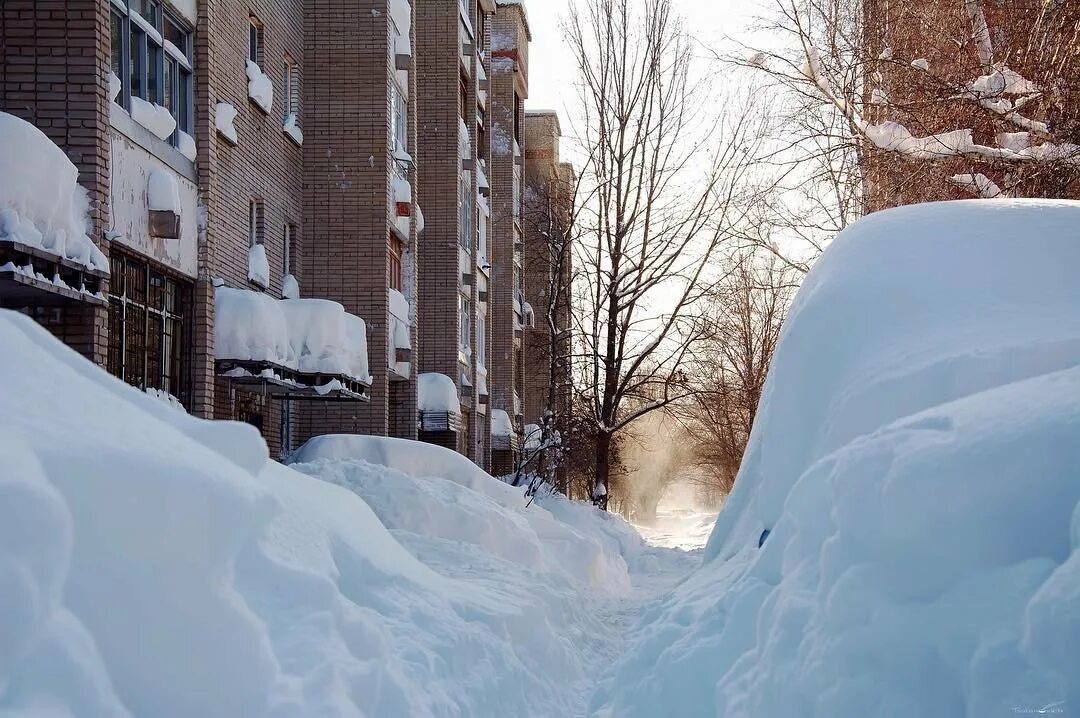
[
  {"x1": 110, "y1": 0, "x2": 194, "y2": 146},
  {"x1": 283, "y1": 222, "x2": 298, "y2": 275},
  {"x1": 283, "y1": 54, "x2": 301, "y2": 125},
  {"x1": 513, "y1": 165, "x2": 522, "y2": 220},
  {"x1": 477, "y1": 314, "x2": 486, "y2": 367},
  {"x1": 459, "y1": 293, "x2": 471, "y2": 354},
  {"x1": 248, "y1": 16, "x2": 264, "y2": 67},
  {"x1": 476, "y1": 209, "x2": 487, "y2": 260},
  {"x1": 106, "y1": 249, "x2": 192, "y2": 408},
  {"x1": 390, "y1": 80, "x2": 408, "y2": 177},
  {"x1": 476, "y1": 106, "x2": 487, "y2": 160},
  {"x1": 513, "y1": 93, "x2": 523, "y2": 144},
  {"x1": 459, "y1": 173, "x2": 473, "y2": 250},
  {"x1": 388, "y1": 232, "x2": 403, "y2": 291},
  {"x1": 249, "y1": 199, "x2": 265, "y2": 247},
  {"x1": 459, "y1": 72, "x2": 469, "y2": 122}
]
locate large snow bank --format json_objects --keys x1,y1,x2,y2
[
  {"x1": 0, "y1": 309, "x2": 634, "y2": 717},
  {"x1": 593, "y1": 200, "x2": 1080, "y2": 716},
  {"x1": 0, "y1": 112, "x2": 108, "y2": 272},
  {"x1": 214, "y1": 287, "x2": 372, "y2": 384}
]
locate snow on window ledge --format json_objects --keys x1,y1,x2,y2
[
  {"x1": 109, "y1": 71, "x2": 122, "y2": 104},
  {"x1": 130, "y1": 96, "x2": 176, "y2": 141},
  {"x1": 282, "y1": 113, "x2": 303, "y2": 146},
  {"x1": 215, "y1": 103, "x2": 238, "y2": 145},
  {"x1": 247, "y1": 243, "x2": 270, "y2": 289},
  {"x1": 246, "y1": 60, "x2": 274, "y2": 114},
  {"x1": 177, "y1": 130, "x2": 197, "y2": 163}
]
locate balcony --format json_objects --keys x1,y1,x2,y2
[
  {"x1": 0, "y1": 239, "x2": 108, "y2": 307},
  {"x1": 214, "y1": 286, "x2": 372, "y2": 402}
]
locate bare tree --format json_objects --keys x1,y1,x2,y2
[
  {"x1": 679, "y1": 250, "x2": 796, "y2": 500},
  {"x1": 735, "y1": 0, "x2": 1079, "y2": 222},
  {"x1": 513, "y1": 163, "x2": 581, "y2": 494},
  {"x1": 565, "y1": 0, "x2": 766, "y2": 510}
]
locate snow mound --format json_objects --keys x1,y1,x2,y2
[
  {"x1": 0, "y1": 112, "x2": 108, "y2": 272},
  {"x1": 289, "y1": 434, "x2": 633, "y2": 591},
  {"x1": 594, "y1": 200, "x2": 1080, "y2": 716},
  {"x1": 245, "y1": 60, "x2": 273, "y2": 113},
  {"x1": 0, "y1": 309, "x2": 634, "y2": 717}
]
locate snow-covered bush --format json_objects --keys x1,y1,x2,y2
[{"x1": 593, "y1": 199, "x2": 1080, "y2": 716}]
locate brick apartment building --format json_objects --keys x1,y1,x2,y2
[
  {"x1": 0, "y1": 0, "x2": 553, "y2": 473},
  {"x1": 521, "y1": 110, "x2": 573, "y2": 439},
  {"x1": 860, "y1": 0, "x2": 1080, "y2": 210},
  {"x1": 0, "y1": 0, "x2": 420, "y2": 458},
  {"x1": 414, "y1": 0, "x2": 498, "y2": 465},
  {"x1": 485, "y1": 0, "x2": 529, "y2": 475}
]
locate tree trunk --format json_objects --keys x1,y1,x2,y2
[{"x1": 593, "y1": 430, "x2": 611, "y2": 511}]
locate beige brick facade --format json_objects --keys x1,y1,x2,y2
[
  {"x1": 486, "y1": 1, "x2": 529, "y2": 473},
  {"x1": 0, "y1": 0, "x2": 568, "y2": 464}
]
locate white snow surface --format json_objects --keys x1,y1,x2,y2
[
  {"x1": 0, "y1": 112, "x2": 108, "y2": 272},
  {"x1": 490, "y1": 408, "x2": 514, "y2": 436},
  {"x1": 280, "y1": 273, "x2": 299, "y2": 300},
  {"x1": 214, "y1": 102, "x2": 238, "y2": 144},
  {"x1": 245, "y1": 60, "x2": 274, "y2": 114},
  {"x1": 247, "y1": 243, "x2": 270, "y2": 288},
  {"x1": 282, "y1": 113, "x2": 303, "y2": 146},
  {"x1": 146, "y1": 169, "x2": 181, "y2": 213},
  {"x1": 594, "y1": 199, "x2": 1080, "y2": 716},
  {"x1": 417, "y1": 372, "x2": 461, "y2": 413},
  {"x1": 177, "y1": 130, "x2": 197, "y2": 162},
  {"x1": 129, "y1": 97, "x2": 176, "y2": 140},
  {"x1": 214, "y1": 286, "x2": 372, "y2": 384},
  {"x1": 0, "y1": 310, "x2": 683, "y2": 717}
]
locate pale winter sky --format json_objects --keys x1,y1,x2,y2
[{"x1": 524, "y1": 0, "x2": 765, "y2": 119}]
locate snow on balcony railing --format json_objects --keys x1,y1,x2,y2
[
  {"x1": 491, "y1": 408, "x2": 513, "y2": 437},
  {"x1": 0, "y1": 112, "x2": 108, "y2": 274},
  {"x1": 215, "y1": 286, "x2": 372, "y2": 396}
]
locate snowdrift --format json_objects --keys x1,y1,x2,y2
[
  {"x1": 594, "y1": 200, "x2": 1080, "y2": 716},
  {"x1": 0, "y1": 310, "x2": 630, "y2": 717}
]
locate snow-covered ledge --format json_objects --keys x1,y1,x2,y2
[
  {"x1": 283, "y1": 113, "x2": 303, "y2": 146},
  {"x1": 130, "y1": 96, "x2": 176, "y2": 141},
  {"x1": 246, "y1": 60, "x2": 273, "y2": 114},
  {"x1": 418, "y1": 373, "x2": 464, "y2": 432},
  {"x1": 215, "y1": 103, "x2": 238, "y2": 145}
]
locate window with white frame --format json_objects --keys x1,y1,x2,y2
[
  {"x1": 458, "y1": 173, "x2": 472, "y2": 250},
  {"x1": 110, "y1": 0, "x2": 193, "y2": 146},
  {"x1": 283, "y1": 54, "x2": 301, "y2": 125},
  {"x1": 459, "y1": 293, "x2": 471, "y2": 354}
]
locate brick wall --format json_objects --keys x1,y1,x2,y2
[
  {"x1": 0, "y1": 0, "x2": 112, "y2": 365},
  {"x1": 487, "y1": 4, "x2": 528, "y2": 439},
  {"x1": 197, "y1": 0, "x2": 306, "y2": 451},
  {"x1": 295, "y1": 0, "x2": 416, "y2": 444}
]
